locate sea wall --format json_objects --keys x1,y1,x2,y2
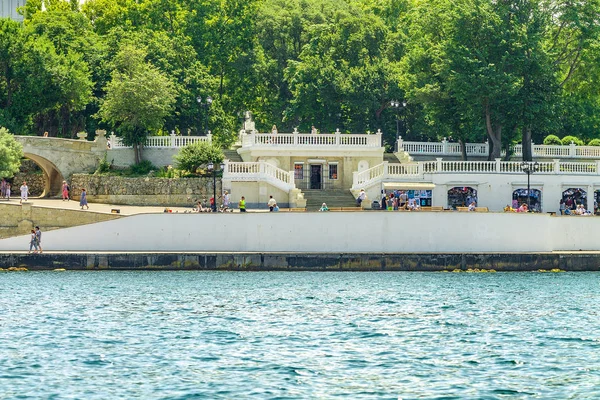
[
  {"x1": 1, "y1": 252, "x2": 599, "y2": 271},
  {"x1": 0, "y1": 211, "x2": 598, "y2": 253},
  {"x1": 70, "y1": 174, "x2": 219, "y2": 206}
]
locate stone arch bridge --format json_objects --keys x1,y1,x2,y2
[{"x1": 13, "y1": 132, "x2": 108, "y2": 197}]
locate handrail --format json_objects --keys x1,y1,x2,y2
[{"x1": 224, "y1": 161, "x2": 296, "y2": 192}]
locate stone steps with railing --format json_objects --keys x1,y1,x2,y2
[{"x1": 303, "y1": 189, "x2": 357, "y2": 210}]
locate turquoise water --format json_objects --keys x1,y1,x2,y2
[{"x1": 1, "y1": 272, "x2": 600, "y2": 399}]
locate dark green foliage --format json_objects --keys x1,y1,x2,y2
[
  {"x1": 129, "y1": 160, "x2": 156, "y2": 175},
  {"x1": 175, "y1": 141, "x2": 224, "y2": 174}
]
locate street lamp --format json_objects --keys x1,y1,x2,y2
[
  {"x1": 196, "y1": 96, "x2": 213, "y2": 135},
  {"x1": 390, "y1": 100, "x2": 407, "y2": 151},
  {"x1": 207, "y1": 161, "x2": 225, "y2": 212},
  {"x1": 521, "y1": 161, "x2": 540, "y2": 211}
]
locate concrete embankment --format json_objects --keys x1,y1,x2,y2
[{"x1": 1, "y1": 252, "x2": 600, "y2": 271}]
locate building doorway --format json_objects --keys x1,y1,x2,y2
[
  {"x1": 447, "y1": 187, "x2": 477, "y2": 209},
  {"x1": 562, "y1": 188, "x2": 586, "y2": 211},
  {"x1": 512, "y1": 188, "x2": 542, "y2": 212},
  {"x1": 310, "y1": 165, "x2": 322, "y2": 189}
]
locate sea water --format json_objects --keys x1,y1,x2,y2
[{"x1": 1, "y1": 271, "x2": 600, "y2": 399}]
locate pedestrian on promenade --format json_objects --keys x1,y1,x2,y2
[
  {"x1": 20, "y1": 181, "x2": 29, "y2": 204},
  {"x1": 319, "y1": 203, "x2": 329, "y2": 212},
  {"x1": 380, "y1": 190, "x2": 387, "y2": 210},
  {"x1": 62, "y1": 181, "x2": 70, "y2": 201},
  {"x1": 222, "y1": 190, "x2": 230, "y2": 211},
  {"x1": 28, "y1": 229, "x2": 39, "y2": 254},
  {"x1": 559, "y1": 199, "x2": 566, "y2": 215},
  {"x1": 5, "y1": 182, "x2": 10, "y2": 200},
  {"x1": 80, "y1": 188, "x2": 89, "y2": 210},
  {"x1": 35, "y1": 226, "x2": 43, "y2": 253},
  {"x1": 268, "y1": 195, "x2": 276, "y2": 212},
  {"x1": 356, "y1": 189, "x2": 366, "y2": 207},
  {"x1": 1, "y1": 178, "x2": 6, "y2": 199},
  {"x1": 239, "y1": 196, "x2": 246, "y2": 212}
]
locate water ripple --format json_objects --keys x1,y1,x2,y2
[{"x1": 1, "y1": 271, "x2": 600, "y2": 398}]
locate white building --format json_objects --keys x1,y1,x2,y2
[{"x1": 0, "y1": 0, "x2": 26, "y2": 21}]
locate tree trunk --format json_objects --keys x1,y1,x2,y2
[
  {"x1": 485, "y1": 102, "x2": 502, "y2": 160},
  {"x1": 522, "y1": 126, "x2": 532, "y2": 161},
  {"x1": 134, "y1": 144, "x2": 140, "y2": 164},
  {"x1": 459, "y1": 140, "x2": 468, "y2": 161}
]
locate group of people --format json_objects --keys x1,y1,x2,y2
[
  {"x1": 378, "y1": 190, "x2": 421, "y2": 211},
  {"x1": 28, "y1": 226, "x2": 43, "y2": 254},
  {"x1": 0, "y1": 179, "x2": 11, "y2": 201},
  {"x1": 559, "y1": 199, "x2": 592, "y2": 215}
]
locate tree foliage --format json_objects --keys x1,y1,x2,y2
[
  {"x1": 175, "y1": 141, "x2": 225, "y2": 173},
  {"x1": 0, "y1": 127, "x2": 23, "y2": 178},
  {"x1": 0, "y1": 0, "x2": 599, "y2": 159}
]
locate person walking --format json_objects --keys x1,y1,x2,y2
[
  {"x1": 1, "y1": 178, "x2": 6, "y2": 199},
  {"x1": 268, "y1": 195, "x2": 277, "y2": 212},
  {"x1": 35, "y1": 226, "x2": 43, "y2": 254},
  {"x1": 62, "y1": 181, "x2": 70, "y2": 201},
  {"x1": 28, "y1": 229, "x2": 39, "y2": 254},
  {"x1": 239, "y1": 196, "x2": 246, "y2": 212},
  {"x1": 80, "y1": 188, "x2": 89, "y2": 210},
  {"x1": 222, "y1": 191, "x2": 230, "y2": 211},
  {"x1": 20, "y1": 181, "x2": 29, "y2": 204},
  {"x1": 5, "y1": 182, "x2": 10, "y2": 201}
]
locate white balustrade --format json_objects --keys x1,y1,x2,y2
[
  {"x1": 110, "y1": 134, "x2": 212, "y2": 149},
  {"x1": 241, "y1": 130, "x2": 382, "y2": 148},
  {"x1": 224, "y1": 161, "x2": 295, "y2": 192},
  {"x1": 400, "y1": 139, "x2": 600, "y2": 159}
]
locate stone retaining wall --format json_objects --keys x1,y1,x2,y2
[
  {"x1": 0, "y1": 203, "x2": 120, "y2": 239},
  {"x1": 0, "y1": 252, "x2": 597, "y2": 271},
  {"x1": 71, "y1": 174, "x2": 220, "y2": 206}
]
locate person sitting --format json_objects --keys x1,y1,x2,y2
[
  {"x1": 193, "y1": 201, "x2": 205, "y2": 213},
  {"x1": 319, "y1": 203, "x2": 329, "y2": 212},
  {"x1": 517, "y1": 203, "x2": 528, "y2": 213},
  {"x1": 468, "y1": 201, "x2": 476, "y2": 212}
]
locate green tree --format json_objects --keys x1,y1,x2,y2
[
  {"x1": 97, "y1": 44, "x2": 176, "y2": 163},
  {"x1": 0, "y1": 127, "x2": 23, "y2": 178},
  {"x1": 174, "y1": 141, "x2": 224, "y2": 173}
]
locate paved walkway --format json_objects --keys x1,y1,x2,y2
[{"x1": 0, "y1": 198, "x2": 268, "y2": 215}]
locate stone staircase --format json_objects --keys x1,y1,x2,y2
[
  {"x1": 223, "y1": 147, "x2": 243, "y2": 162},
  {"x1": 303, "y1": 189, "x2": 358, "y2": 210}
]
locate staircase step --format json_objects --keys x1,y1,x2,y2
[{"x1": 303, "y1": 189, "x2": 357, "y2": 208}]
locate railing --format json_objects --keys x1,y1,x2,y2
[
  {"x1": 352, "y1": 159, "x2": 600, "y2": 189},
  {"x1": 400, "y1": 137, "x2": 600, "y2": 159},
  {"x1": 110, "y1": 134, "x2": 212, "y2": 149},
  {"x1": 224, "y1": 160, "x2": 296, "y2": 192},
  {"x1": 241, "y1": 129, "x2": 382, "y2": 148}
]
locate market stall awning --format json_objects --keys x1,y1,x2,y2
[{"x1": 383, "y1": 182, "x2": 436, "y2": 190}]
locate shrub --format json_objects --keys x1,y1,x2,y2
[
  {"x1": 561, "y1": 136, "x2": 584, "y2": 146},
  {"x1": 588, "y1": 139, "x2": 600, "y2": 146},
  {"x1": 129, "y1": 160, "x2": 155, "y2": 175},
  {"x1": 94, "y1": 155, "x2": 111, "y2": 174},
  {"x1": 175, "y1": 141, "x2": 224, "y2": 174},
  {"x1": 543, "y1": 135, "x2": 562, "y2": 146}
]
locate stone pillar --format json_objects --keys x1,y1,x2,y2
[{"x1": 76, "y1": 131, "x2": 88, "y2": 140}]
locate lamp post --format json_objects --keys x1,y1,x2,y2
[
  {"x1": 196, "y1": 96, "x2": 213, "y2": 135},
  {"x1": 390, "y1": 100, "x2": 407, "y2": 151},
  {"x1": 521, "y1": 161, "x2": 540, "y2": 211},
  {"x1": 207, "y1": 161, "x2": 225, "y2": 212}
]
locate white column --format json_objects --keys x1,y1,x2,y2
[
  {"x1": 293, "y1": 128, "x2": 298, "y2": 145},
  {"x1": 335, "y1": 129, "x2": 341, "y2": 146},
  {"x1": 442, "y1": 138, "x2": 448, "y2": 155},
  {"x1": 588, "y1": 185, "x2": 594, "y2": 212},
  {"x1": 495, "y1": 158, "x2": 501, "y2": 172},
  {"x1": 554, "y1": 159, "x2": 561, "y2": 174},
  {"x1": 170, "y1": 133, "x2": 176, "y2": 148},
  {"x1": 436, "y1": 157, "x2": 443, "y2": 172},
  {"x1": 569, "y1": 142, "x2": 576, "y2": 158}
]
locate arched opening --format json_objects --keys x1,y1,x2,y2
[
  {"x1": 562, "y1": 188, "x2": 587, "y2": 211},
  {"x1": 448, "y1": 187, "x2": 477, "y2": 209},
  {"x1": 22, "y1": 153, "x2": 65, "y2": 197},
  {"x1": 512, "y1": 188, "x2": 542, "y2": 212}
]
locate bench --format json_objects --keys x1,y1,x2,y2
[
  {"x1": 421, "y1": 206, "x2": 443, "y2": 212},
  {"x1": 475, "y1": 207, "x2": 489, "y2": 212},
  {"x1": 278, "y1": 207, "x2": 306, "y2": 212}
]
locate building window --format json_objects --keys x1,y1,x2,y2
[
  {"x1": 294, "y1": 163, "x2": 304, "y2": 179},
  {"x1": 329, "y1": 164, "x2": 338, "y2": 179}
]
